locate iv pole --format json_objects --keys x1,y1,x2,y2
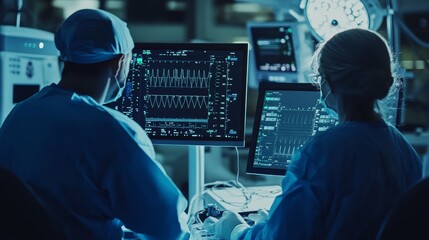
[
  {"x1": 386, "y1": 0, "x2": 400, "y2": 56},
  {"x1": 16, "y1": 0, "x2": 23, "y2": 27}
]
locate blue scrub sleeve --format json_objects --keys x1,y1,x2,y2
[
  {"x1": 105, "y1": 148, "x2": 188, "y2": 239},
  {"x1": 99, "y1": 107, "x2": 188, "y2": 239},
  {"x1": 238, "y1": 150, "x2": 330, "y2": 240}
]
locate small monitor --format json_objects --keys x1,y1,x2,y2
[
  {"x1": 107, "y1": 43, "x2": 248, "y2": 146},
  {"x1": 247, "y1": 21, "x2": 313, "y2": 84},
  {"x1": 246, "y1": 82, "x2": 337, "y2": 176}
]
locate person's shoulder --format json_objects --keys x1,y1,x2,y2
[
  {"x1": 384, "y1": 121, "x2": 404, "y2": 136},
  {"x1": 68, "y1": 104, "x2": 155, "y2": 160},
  {"x1": 305, "y1": 125, "x2": 344, "y2": 148},
  {"x1": 65, "y1": 93, "x2": 153, "y2": 154},
  {"x1": 297, "y1": 124, "x2": 358, "y2": 162},
  {"x1": 6, "y1": 85, "x2": 100, "y2": 120},
  {"x1": 36, "y1": 87, "x2": 139, "y2": 138},
  {"x1": 101, "y1": 106, "x2": 155, "y2": 159},
  {"x1": 289, "y1": 125, "x2": 361, "y2": 178},
  {"x1": 67, "y1": 93, "x2": 120, "y2": 125},
  {"x1": 310, "y1": 120, "x2": 389, "y2": 143},
  {"x1": 101, "y1": 107, "x2": 141, "y2": 132},
  {"x1": 100, "y1": 106, "x2": 145, "y2": 137},
  {"x1": 291, "y1": 129, "x2": 336, "y2": 166}
]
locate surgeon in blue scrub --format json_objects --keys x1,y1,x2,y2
[
  {"x1": 0, "y1": 9, "x2": 188, "y2": 240},
  {"x1": 205, "y1": 29, "x2": 423, "y2": 240}
]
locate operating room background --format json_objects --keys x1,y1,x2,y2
[{"x1": 1, "y1": 0, "x2": 429, "y2": 198}]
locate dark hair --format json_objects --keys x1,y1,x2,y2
[{"x1": 318, "y1": 29, "x2": 394, "y2": 100}]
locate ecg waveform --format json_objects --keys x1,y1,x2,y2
[
  {"x1": 280, "y1": 109, "x2": 314, "y2": 125},
  {"x1": 273, "y1": 109, "x2": 314, "y2": 156},
  {"x1": 147, "y1": 94, "x2": 209, "y2": 109},
  {"x1": 148, "y1": 68, "x2": 211, "y2": 88},
  {"x1": 273, "y1": 135, "x2": 309, "y2": 156}
]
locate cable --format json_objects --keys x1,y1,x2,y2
[
  {"x1": 187, "y1": 187, "x2": 211, "y2": 227},
  {"x1": 187, "y1": 147, "x2": 281, "y2": 227},
  {"x1": 235, "y1": 147, "x2": 240, "y2": 185},
  {"x1": 210, "y1": 182, "x2": 253, "y2": 208}
]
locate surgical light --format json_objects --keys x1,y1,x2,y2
[{"x1": 303, "y1": 0, "x2": 384, "y2": 41}]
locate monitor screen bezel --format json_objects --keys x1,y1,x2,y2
[
  {"x1": 127, "y1": 42, "x2": 249, "y2": 147},
  {"x1": 246, "y1": 81, "x2": 319, "y2": 176}
]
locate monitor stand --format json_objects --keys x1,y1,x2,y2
[{"x1": 188, "y1": 145, "x2": 205, "y2": 209}]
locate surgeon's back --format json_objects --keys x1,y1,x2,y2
[{"x1": 0, "y1": 84, "x2": 187, "y2": 240}]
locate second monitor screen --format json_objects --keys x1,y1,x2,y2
[{"x1": 246, "y1": 83, "x2": 339, "y2": 176}]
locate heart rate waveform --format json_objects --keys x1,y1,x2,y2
[
  {"x1": 148, "y1": 68, "x2": 211, "y2": 88},
  {"x1": 273, "y1": 135, "x2": 309, "y2": 157},
  {"x1": 279, "y1": 109, "x2": 314, "y2": 125},
  {"x1": 272, "y1": 109, "x2": 315, "y2": 157},
  {"x1": 253, "y1": 104, "x2": 319, "y2": 170},
  {"x1": 147, "y1": 94, "x2": 209, "y2": 109}
]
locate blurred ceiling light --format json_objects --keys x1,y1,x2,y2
[
  {"x1": 53, "y1": 0, "x2": 99, "y2": 18},
  {"x1": 166, "y1": 1, "x2": 186, "y2": 11},
  {"x1": 231, "y1": 3, "x2": 264, "y2": 13},
  {"x1": 302, "y1": 0, "x2": 384, "y2": 40}
]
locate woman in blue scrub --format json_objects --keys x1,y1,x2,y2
[{"x1": 207, "y1": 29, "x2": 422, "y2": 240}]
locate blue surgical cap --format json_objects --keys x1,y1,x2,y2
[{"x1": 55, "y1": 9, "x2": 134, "y2": 64}]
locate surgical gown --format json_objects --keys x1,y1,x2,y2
[
  {"x1": 0, "y1": 84, "x2": 188, "y2": 240},
  {"x1": 238, "y1": 120, "x2": 422, "y2": 240}
]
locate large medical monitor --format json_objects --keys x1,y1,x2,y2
[
  {"x1": 107, "y1": 43, "x2": 248, "y2": 146},
  {"x1": 246, "y1": 82, "x2": 402, "y2": 176},
  {"x1": 247, "y1": 21, "x2": 313, "y2": 84}
]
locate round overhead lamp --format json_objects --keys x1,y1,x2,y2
[{"x1": 303, "y1": 0, "x2": 384, "y2": 41}]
